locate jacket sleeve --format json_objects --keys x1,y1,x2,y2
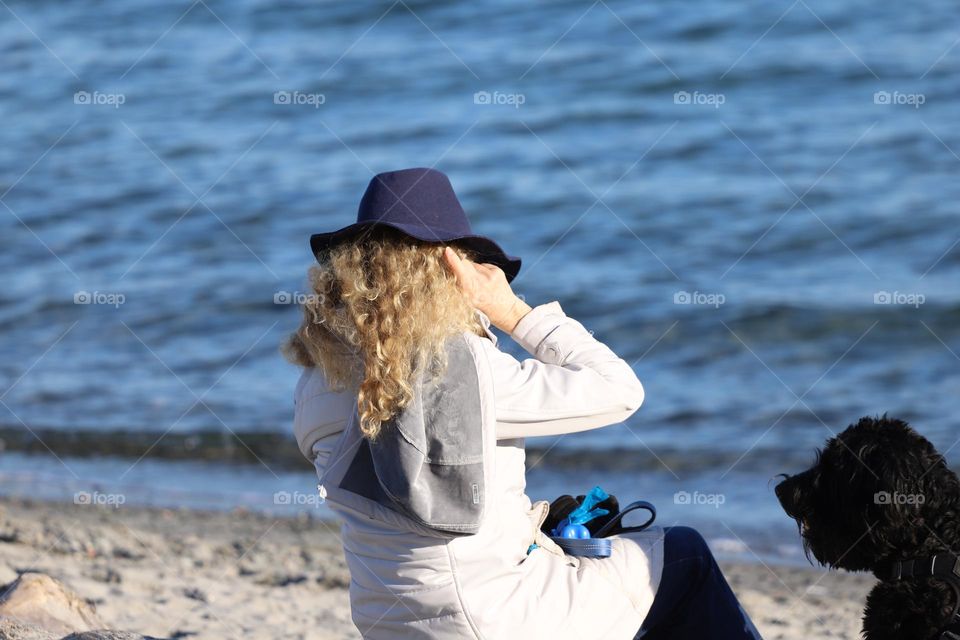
[
  {"x1": 478, "y1": 300, "x2": 645, "y2": 440},
  {"x1": 293, "y1": 367, "x2": 356, "y2": 461}
]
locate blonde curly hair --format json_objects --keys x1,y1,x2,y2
[{"x1": 282, "y1": 228, "x2": 486, "y2": 439}]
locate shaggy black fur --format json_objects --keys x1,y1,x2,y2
[{"x1": 775, "y1": 415, "x2": 960, "y2": 640}]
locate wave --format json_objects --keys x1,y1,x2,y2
[{"x1": 10, "y1": 426, "x2": 951, "y2": 476}]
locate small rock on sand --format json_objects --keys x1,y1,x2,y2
[{"x1": 0, "y1": 574, "x2": 103, "y2": 635}]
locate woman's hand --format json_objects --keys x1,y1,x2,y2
[{"x1": 443, "y1": 247, "x2": 532, "y2": 333}]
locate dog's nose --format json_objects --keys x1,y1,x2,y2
[
  {"x1": 775, "y1": 475, "x2": 797, "y2": 514},
  {"x1": 774, "y1": 475, "x2": 788, "y2": 497}
]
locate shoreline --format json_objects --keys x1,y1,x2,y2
[{"x1": 0, "y1": 497, "x2": 874, "y2": 639}]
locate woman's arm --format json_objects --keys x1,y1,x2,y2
[
  {"x1": 293, "y1": 367, "x2": 355, "y2": 461},
  {"x1": 444, "y1": 247, "x2": 644, "y2": 439},
  {"x1": 479, "y1": 300, "x2": 645, "y2": 439}
]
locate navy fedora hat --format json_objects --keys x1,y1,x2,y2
[{"x1": 310, "y1": 167, "x2": 522, "y2": 282}]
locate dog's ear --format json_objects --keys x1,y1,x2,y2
[
  {"x1": 923, "y1": 449, "x2": 960, "y2": 499},
  {"x1": 846, "y1": 416, "x2": 960, "y2": 564},
  {"x1": 909, "y1": 448, "x2": 960, "y2": 554}
]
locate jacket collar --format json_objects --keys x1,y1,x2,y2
[{"x1": 475, "y1": 309, "x2": 497, "y2": 345}]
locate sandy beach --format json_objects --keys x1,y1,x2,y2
[{"x1": 0, "y1": 496, "x2": 874, "y2": 639}]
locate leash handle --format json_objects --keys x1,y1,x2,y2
[{"x1": 593, "y1": 500, "x2": 656, "y2": 538}]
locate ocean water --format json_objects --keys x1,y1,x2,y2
[{"x1": 2, "y1": 0, "x2": 959, "y2": 564}]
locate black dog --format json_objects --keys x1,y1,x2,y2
[{"x1": 776, "y1": 416, "x2": 960, "y2": 640}]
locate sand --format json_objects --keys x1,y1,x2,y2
[{"x1": 0, "y1": 497, "x2": 874, "y2": 639}]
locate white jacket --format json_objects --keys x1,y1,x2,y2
[{"x1": 293, "y1": 301, "x2": 663, "y2": 639}]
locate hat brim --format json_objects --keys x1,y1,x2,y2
[{"x1": 310, "y1": 221, "x2": 522, "y2": 283}]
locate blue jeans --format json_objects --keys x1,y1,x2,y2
[{"x1": 637, "y1": 526, "x2": 763, "y2": 640}]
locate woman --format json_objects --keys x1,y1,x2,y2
[{"x1": 284, "y1": 167, "x2": 762, "y2": 639}]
